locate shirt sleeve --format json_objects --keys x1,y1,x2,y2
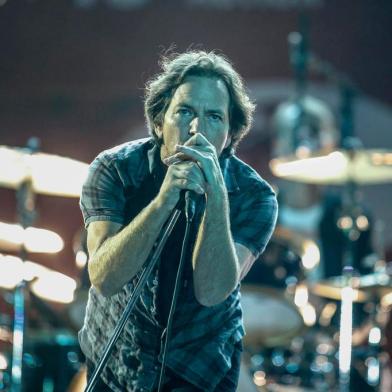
[
  {"x1": 231, "y1": 181, "x2": 278, "y2": 260},
  {"x1": 79, "y1": 153, "x2": 126, "y2": 228}
]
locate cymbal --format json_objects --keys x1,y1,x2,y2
[
  {"x1": 0, "y1": 146, "x2": 89, "y2": 197},
  {"x1": 311, "y1": 271, "x2": 392, "y2": 302},
  {"x1": 358, "y1": 271, "x2": 392, "y2": 291},
  {"x1": 311, "y1": 281, "x2": 369, "y2": 303},
  {"x1": 0, "y1": 221, "x2": 63, "y2": 253},
  {"x1": 270, "y1": 149, "x2": 392, "y2": 185},
  {"x1": 0, "y1": 254, "x2": 77, "y2": 303}
]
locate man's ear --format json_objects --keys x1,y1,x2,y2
[{"x1": 155, "y1": 125, "x2": 163, "y2": 140}]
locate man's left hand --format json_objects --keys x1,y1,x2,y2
[{"x1": 164, "y1": 133, "x2": 226, "y2": 198}]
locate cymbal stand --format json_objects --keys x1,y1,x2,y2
[
  {"x1": 338, "y1": 266, "x2": 356, "y2": 392},
  {"x1": 11, "y1": 179, "x2": 36, "y2": 392},
  {"x1": 336, "y1": 174, "x2": 364, "y2": 391},
  {"x1": 11, "y1": 138, "x2": 39, "y2": 392},
  {"x1": 337, "y1": 167, "x2": 379, "y2": 391},
  {"x1": 335, "y1": 76, "x2": 363, "y2": 390}
]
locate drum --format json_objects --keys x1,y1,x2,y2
[
  {"x1": 242, "y1": 329, "x2": 339, "y2": 391},
  {"x1": 241, "y1": 285, "x2": 303, "y2": 348},
  {"x1": 241, "y1": 231, "x2": 305, "y2": 348}
]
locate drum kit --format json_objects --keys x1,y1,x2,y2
[
  {"x1": 240, "y1": 226, "x2": 392, "y2": 391},
  {"x1": 239, "y1": 104, "x2": 392, "y2": 392},
  {"x1": 237, "y1": 27, "x2": 392, "y2": 391},
  {"x1": 0, "y1": 140, "x2": 89, "y2": 392},
  {"x1": 239, "y1": 133, "x2": 392, "y2": 391}
]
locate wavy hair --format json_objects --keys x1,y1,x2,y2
[{"x1": 144, "y1": 50, "x2": 255, "y2": 153}]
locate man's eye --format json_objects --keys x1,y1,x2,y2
[
  {"x1": 178, "y1": 108, "x2": 192, "y2": 116},
  {"x1": 210, "y1": 113, "x2": 222, "y2": 121}
]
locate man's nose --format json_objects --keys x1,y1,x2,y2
[{"x1": 189, "y1": 116, "x2": 206, "y2": 135}]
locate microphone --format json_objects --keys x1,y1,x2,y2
[
  {"x1": 176, "y1": 190, "x2": 197, "y2": 221},
  {"x1": 184, "y1": 191, "x2": 197, "y2": 222}
]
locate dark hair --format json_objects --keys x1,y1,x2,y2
[{"x1": 144, "y1": 50, "x2": 255, "y2": 153}]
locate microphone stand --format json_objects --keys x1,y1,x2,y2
[
  {"x1": 84, "y1": 206, "x2": 182, "y2": 392},
  {"x1": 156, "y1": 191, "x2": 197, "y2": 391}
]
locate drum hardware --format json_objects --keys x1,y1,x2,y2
[
  {"x1": 337, "y1": 267, "x2": 357, "y2": 392},
  {"x1": 260, "y1": 24, "x2": 392, "y2": 391},
  {"x1": 350, "y1": 275, "x2": 391, "y2": 390},
  {"x1": 11, "y1": 169, "x2": 36, "y2": 392},
  {"x1": 0, "y1": 139, "x2": 88, "y2": 391},
  {"x1": 245, "y1": 330, "x2": 339, "y2": 391},
  {"x1": 270, "y1": 58, "x2": 391, "y2": 392},
  {"x1": 0, "y1": 285, "x2": 84, "y2": 391},
  {"x1": 311, "y1": 267, "x2": 391, "y2": 390}
]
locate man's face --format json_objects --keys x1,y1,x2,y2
[{"x1": 156, "y1": 75, "x2": 231, "y2": 161}]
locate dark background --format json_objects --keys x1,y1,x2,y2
[{"x1": 0, "y1": 0, "x2": 391, "y2": 279}]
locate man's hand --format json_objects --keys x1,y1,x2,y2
[
  {"x1": 161, "y1": 133, "x2": 226, "y2": 204},
  {"x1": 157, "y1": 159, "x2": 205, "y2": 211}
]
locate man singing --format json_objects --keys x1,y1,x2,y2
[{"x1": 79, "y1": 50, "x2": 278, "y2": 391}]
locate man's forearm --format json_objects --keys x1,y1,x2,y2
[
  {"x1": 89, "y1": 197, "x2": 173, "y2": 297},
  {"x1": 192, "y1": 192, "x2": 240, "y2": 306}
]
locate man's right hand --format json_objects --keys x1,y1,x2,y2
[{"x1": 157, "y1": 160, "x2": 206, "y2": 210}]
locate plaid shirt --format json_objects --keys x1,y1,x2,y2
[{"x1": 79, "y1": 138, "x2": 277, "y2": 391}]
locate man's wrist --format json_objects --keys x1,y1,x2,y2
[
  {"x1": 206, "y1": 185, "x2": 228, "y2": 210},
  {"x1": 154, "y1": 190, "x2": 179, "y2": 214}
]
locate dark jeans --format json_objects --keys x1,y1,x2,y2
[{"x1": 85, "y1": 343, "x2": 241, "y2": 392}]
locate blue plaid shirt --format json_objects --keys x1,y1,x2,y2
[{"x1": 79, "y1": 138, "x2": 277, "y2": 391}]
